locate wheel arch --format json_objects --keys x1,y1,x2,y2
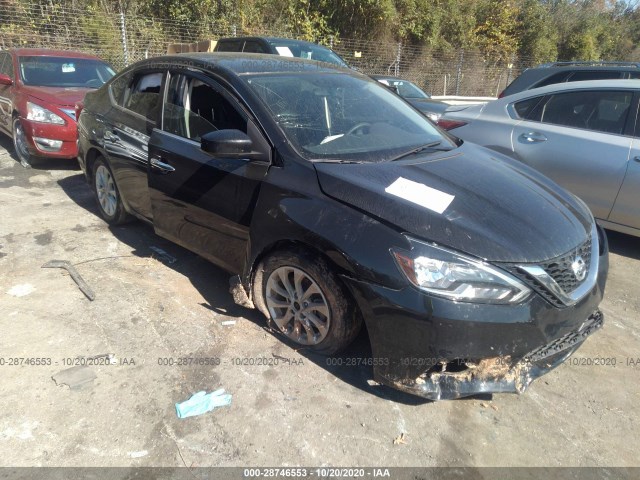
[
  {"x1": 84, "y1": 147, "x2": 105, "y2": 183},
  {"x1": 248, "y1": 239, "x2": 359, "y2": 318},
  {"x1": 249, "y1": 238, "x2": 367, "y2": 354}
]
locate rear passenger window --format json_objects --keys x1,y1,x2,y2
[
  {"x1": 629, "y1": 72, "x2": 640, "y2": 79},
  {"x1": 534, "y1": 72, "x2": 571, "y2": 89},
  {"x1": 109, "y1": 71, "x2": 132, "y2": 106},
  {"x1": 216, "y1": 40, "x2": 243, "y2": 52},
  {"x1": 513, "y1": 96, "x2": 544, "y2": 120},
  {"x1": 123, "y1": 72, "x2": 163, "y2": 121},
  {"x1": 243, "y1": 41, "x2": 267, "y2": 53},
  {"x1": 568, "y1": 71, "x2": 622, "y2": 82},
  {"x1": 540, "y1": 90, "x2": 632, "y2": 135}
]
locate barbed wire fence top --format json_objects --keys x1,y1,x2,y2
[{"x1": 0, "y1": 0, "x2": 536, "y2": 96}]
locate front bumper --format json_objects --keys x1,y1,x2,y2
[
  {"x1": 343, "y1": 236, "x2": 608, "y2": 400},
  {"x1": 20, "y1": 117, "x2": 78, "y2": 159}
]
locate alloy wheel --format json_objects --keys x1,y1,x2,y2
[
  {"x1": 95, "y1": 165, "x2": 118, "y2": 217},
  {"x1": 265, "y1": 266, "x2": 331, "y2": 346}
]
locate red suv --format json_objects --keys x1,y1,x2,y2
[{"x1": 0, "y1": 49, "x2": 115, "y2": 168}]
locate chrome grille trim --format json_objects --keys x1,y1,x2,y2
[{"x1": 515, "y1": 223, "x2": 599, "y2": 307}]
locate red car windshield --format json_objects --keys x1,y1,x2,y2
[{"x1": 19, "y1": 56, "x2": 115, "y2": 88}]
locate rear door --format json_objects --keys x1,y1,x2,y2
[
  {"x1": 103, "y1": 69, "x2": 164, "y2": 219},
  {"x1": 608, "y1": 94, "x2": 640, "y2": 230},
  {"x1": 148, "y1": 69, "x2": 271, "y2": 273},
  {"x1": 511, "y1": 89, "x2": 634, "y2": 221}
]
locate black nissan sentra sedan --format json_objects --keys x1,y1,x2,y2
[{"x1": 77, "y1": 54, "x2": 608, "y2": 400}]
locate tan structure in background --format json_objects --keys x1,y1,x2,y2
[{"x1": 167, "y1": 40, "x2": 216, "y2": 54}]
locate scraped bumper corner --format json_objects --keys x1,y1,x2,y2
[{"x1": 383, "y1": 310, "x2": 604, "y2": 401}]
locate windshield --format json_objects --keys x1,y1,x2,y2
[
  {"x1": 245, "y1": 73, "x2": 451, "y2": 163},
  {"x1": 379, "y1": 79, "x2": 429, "y2": 99},
  {"x1": 269, "y1": 41, "x2": 348, "y2": 68},
  {"x1": 19, "y1": 56, "x2": 115, "y2": 88}
]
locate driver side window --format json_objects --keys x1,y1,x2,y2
[{"x1": 163, "y1": 73, "x2": 247, "y2": 142}]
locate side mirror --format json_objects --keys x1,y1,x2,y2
[
  {"x1": 201, "y1": 129, "x2": 253, "y2": 158},
  {"x1": 0, "y1": 74, "x2": 13, "y2": 86}
]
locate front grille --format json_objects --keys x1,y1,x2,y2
[
  {"x1": 510, "y1": 267, "x2": 565, "y2": 308},
  {"x1": 539, "y1": 236, "x2": 592, "y2": 294},
  {"x1": 501, "y1": 234, "x2": 594, "y2": 307}
]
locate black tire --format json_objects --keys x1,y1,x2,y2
[
  {"x1": 253, "y1": 248, "x2": 362, "y2": 355},
  {"x1": 12, "y1": 118, "x2": 34, "y2": 168},
  {"x1": 92, "y1": 157, "x2": 130, "y2": 225}
]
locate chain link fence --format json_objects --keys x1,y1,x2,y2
[{"x1": 0, "y1": 1, "x2": 536, "y2": 96}]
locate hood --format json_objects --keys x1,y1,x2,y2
[
  {"x1": 21, "y1": 85, "x2": 91, "y2": 106},
  {"x1": 314, "y1": 143, "x2": 592, "y2": 263},
  {"x1": 408, "y1": 98, "x2": 450, "y2": 115}
]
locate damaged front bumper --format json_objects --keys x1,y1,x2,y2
[
  {"x1": 393, "y1": 310, "x2": 603, "y2": 400},
  {"x1": 343, "y1": 242, "x2": 608, "y2": 400}
]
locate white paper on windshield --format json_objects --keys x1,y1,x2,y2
[
  {"x1": 275, "y1": 46, "x2": 294, "y2": 57},
  {"x1": 62, "y1": 63, "x2": 76, "y2": 73},
  {"x1": 385, "y1": 177, "x2": 454, "y2": 214}
]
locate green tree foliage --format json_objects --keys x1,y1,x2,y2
[
  {"x1": 2, "y1": 0, "x2": 639, "y2": 63},
  {"x1": 516, "y1": 0, "x2": 558, "y2": 63}
]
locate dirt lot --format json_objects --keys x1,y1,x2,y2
[{"x1": 0, "y1": 135, "x2": 639, "y2": 469}]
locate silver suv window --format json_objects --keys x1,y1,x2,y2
[{"x1": 520, "y1": 90, "x2": 634, "y2": 135}]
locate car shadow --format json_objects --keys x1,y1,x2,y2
[
  {"x1": 0, "y1": 135, "x2": 80, "y2": 171},
  {"x1": 57, "y1": 172, "x2": 445, "y2": 405},
  {"x1": 605, "y1": 229, "x2": 640, "y2": 261}
]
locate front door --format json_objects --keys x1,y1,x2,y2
[{"x1": 148, "y1": 70, "x2": 271, "y2": 273}]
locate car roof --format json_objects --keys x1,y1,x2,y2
[
  {"x1": 139, "y1": 52, "x2": 350, "y2": 75},
  {"x1": 534, "y1": 61, "x2": 640, "y2": 70},
  {"x1": 502, "y1": 79, "x2": 640, "y2": 103},
  {"x1": 8, "y1": 48, "x2": 102, "y2": 60}
]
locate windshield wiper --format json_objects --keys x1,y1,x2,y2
[
  {"x1": 314, "y1": 159, "x2": 364, "y2": 164},
  {"x1": 389, "y1": 141, "x2": 452, "y2": 162}
]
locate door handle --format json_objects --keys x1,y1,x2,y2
[
  {"x1": 150, "y1": 156, "x2": 175, "y2": 174},
  {"x1": 519, "y1": 132, "x2": 547, "y2": 143},
  {"x1": 633, "y1": 156, "x2": 640, "y2": 163}
]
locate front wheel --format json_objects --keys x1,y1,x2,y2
[
  {"x1": 92, "y1": 157, "x2": 129, "y2": 224},
  {"x1": 13, "y1": 118, "x2": 33, "y2": 168},
  {"x1": 254, "y1": 249, "x2": 362, "y2": 354}
]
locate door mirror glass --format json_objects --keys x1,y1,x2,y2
[
  {"x1": 0, "y1": 74, "x2": 12, "y2": 86},
  {"x1": 201, "y1": 129, "x2": 253, "y2": 157}
]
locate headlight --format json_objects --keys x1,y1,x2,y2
[
  {"x1": 26, "y1": 102, "x2": 65, "y2": 125},
  {"x1": 391, "y1": 237, "x2": 530, "y2": 304}
]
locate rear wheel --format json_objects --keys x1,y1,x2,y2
[
  {"x1": 254, "y1": 249, "x2": 362, "y2": 354},
  {"x1": 92, "y1": 157, "x2": 129, "y2": 224},
  {"x1": 13, "y1": 118, "x2": 33, "y2": 168}
]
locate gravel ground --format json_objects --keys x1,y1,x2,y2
[{"x1": 0, "y1": 136, "x2": 638, "y2": 469}]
